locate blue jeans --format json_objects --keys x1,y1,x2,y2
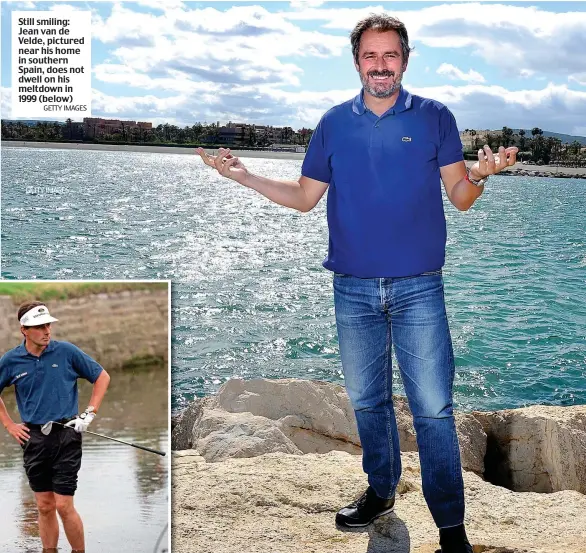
[{"x1": 333, "y1": 271, "x2": 465, "y2": 528}]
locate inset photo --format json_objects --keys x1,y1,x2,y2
[{"x1": 0, "y1": 281, "x2": 170, "y2": 553}]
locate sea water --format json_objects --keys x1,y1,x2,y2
[{"x1": 2, "y1": 146, "x2": 585, "y2": 414}]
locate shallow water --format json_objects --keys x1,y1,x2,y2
[
  {"x1": 0, "y1": 369, "x2": 169, "y2": 553},
  {"x1": 1, "y1": 146, "x2": 585, "y2": 415}
]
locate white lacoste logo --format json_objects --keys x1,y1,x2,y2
[
  {"x1": 15, "y1": 372, "x2": 28, "y2": 380},
  {"x1": 402, "y1": 136, "x2": 412, "y2": 142},
  {"x1": 52, "y1": 364, "x2": 58, "y2": 368}
]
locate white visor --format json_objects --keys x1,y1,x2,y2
[{"x1": 19, "y1": 305, "x2": 59, "y2": 326}]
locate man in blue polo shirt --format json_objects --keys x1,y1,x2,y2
[
  {"x1": 197, "y1": 13, "x2": 517, "y2": 553},
  {"x1": 0, "y1": 301, "x2": 111, "y2": 553}
]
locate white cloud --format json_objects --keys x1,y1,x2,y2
[
  {"x1": 290, "y1": 0, "x2": 325, "y2": 8},
  {"x1": 407, "y1": 82, "x2": 586, "y2": 136},
  {"x1": 282, "y1": 3, "x2": 586, "y2": 81},
  {"x1": 437, "y1": 63, "x2": 485, "y2": 83},
  {"x1": 89, "y1": 4, "x2": 347, "y2": 91},
  {"x1": 126, "y1": 0, "x2": 186, "y2": 11},
  {"x1": 569, "y1": 73, "x2": 586, "y2": 86},
  {"x1": 1, "y1": 87, "x2": 12, "y2": 119}
]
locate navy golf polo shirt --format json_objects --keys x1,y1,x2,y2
[
  {"x1": 0, "y1": 340, "x2": 103, "y2": 424},
  {"x1": 302, "y1": 86, "x2": 464, "y2": 278}
]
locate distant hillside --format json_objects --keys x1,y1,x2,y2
[{"x1": 509, "y1": 129, "x2": 586, "y2": 145}]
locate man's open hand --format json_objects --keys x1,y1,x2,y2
[
  {"x1": 195, "y1": 147, "x2": 249, "y2": 185},
  {"x1": 470, "y1": 145, "x2": 519, "y2": 180},
  {"x1": 6, "y1": 422, "x2": 30, "y2": 445}
]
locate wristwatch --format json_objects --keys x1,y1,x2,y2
[
  {"x1": 466, "y1": 167, "x2": 489, "y2": 187},
  {"x1": 80, "y1": 406, "x2": 96, "y2": 419}
]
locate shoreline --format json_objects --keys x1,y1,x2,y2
[
  {"x1": 1, "y1": 140, "x2": 306, "y2": 160},
  {"x1": 3, "y1": 140, "x2": 585, "y2": 176}
]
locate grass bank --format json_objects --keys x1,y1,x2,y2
[{"x1": 0, "y1": 282, "x2": 168, "y2": 303}]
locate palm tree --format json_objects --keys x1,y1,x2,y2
[
  {"x1": 501, "y1": 126, "x2": 514, "y2": 147},
  {"x1": 298, "y1": 127, "x2": 311, "y2": 146},
  {"x1": 247, "y1": 125, "x2": 257, "y2": 147},
  {"x1": 518, "y1": 129, "x2": 526, "y2": 151},
  {"x1": 570, "y1": 140, "x2": 582, "y2": 167},
  {"x1": 465, "y1": 129, "x2": 477, "y2": 151},
  {"x1": 66, "y1": 118, "x2": 73, "y2": 140}
]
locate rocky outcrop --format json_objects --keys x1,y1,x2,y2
[
  {"x1": 501, "y1": 169, "x2": 586, "y2": 179},
  {"x1": 172, "y1": 450, "x2": 586, "y2": 553},
  {"x1": 172, "y1": 379, "x2": 586, "y2": 553},
  {"x1": 172, "y1": 378, "x2": 486, "y2": 473},
  {"x1": 172, "y1": 378, "x2": 586, "y2": 553},
  {"x1": 172, "y1": 379, "x2": 586, "y2": 494},
  {"x1": 475, "y1": 406, "x2": 586, "y2": 493},
  {"x1": 463, "y1": 161, "x2": 586, "y2": 179}
]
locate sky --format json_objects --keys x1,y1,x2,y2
[{"x1": 1, "y1": 0, "x2": 586, "y2": 135}]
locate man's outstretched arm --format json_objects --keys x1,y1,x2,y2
[
  {"x1": 441, "y1": 145, "x2": 518, "y2": 211},
  {"x1": 196, "y1": 147, "x2": 329, "y2": 213}
]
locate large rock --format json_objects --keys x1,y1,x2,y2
[
  {"x1": 172, "y1": 449, "x2": 586, "y2": 553},
  {"x1": 214, "y1": 377, "x2": 360, "y2": 445},
  {"x1": 172, "y1": 378, "x2": 586, "y2": 494},
  {"x1": 196, "y1": 409, "x2": 302, "y2": 461},
  {"x1": 172, "y1": 378, "x2": 486, "y2": 473},
  {"x1": 475, "y1": 405, "x2": 586, "y2": 493},
  {"x1": 172, "y1": 396, "x2": 211, "y2": 450}
]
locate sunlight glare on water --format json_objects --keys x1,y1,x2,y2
[{"x1": 2, "y1": 146, "x2": 585, "y2": 415}]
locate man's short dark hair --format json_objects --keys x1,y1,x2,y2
[
  {"x1": 350, "y1": 13, "x2": 413, "y2": 66},
  {"x1": 17, "y1": 301, "x2": 45, "y2": 324}
]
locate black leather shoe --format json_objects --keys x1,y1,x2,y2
[
  {"x1": 435, "y1": 524, "x2": 473, "y2": 553},
  {"x1": 335, "y1": 486, "x2": 395, "y2": 528}
]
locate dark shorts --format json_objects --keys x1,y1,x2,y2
[{"x1": 21, "y1": 424, "x2": 82, "y2": 496}]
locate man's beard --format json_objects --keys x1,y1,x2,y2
[{"x1": 360, "y1": 68, "x2": 404, "y2": 98}]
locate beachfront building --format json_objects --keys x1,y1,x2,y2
[
  {"x1": 65, "y1": 120, "x2": 84, "y2": 140},
  {"x1": 459, "y1": 129, "x2": 491, "y2": 150},
  {"x1": 217, "y1": 121, "x2": 297, "y2": 147},
  {"x1": 218, "y1": 121, "x2": 247, "y2": 145},
  {"x1": 83, "y1": 118, "x2": 153, "y2": 140}
]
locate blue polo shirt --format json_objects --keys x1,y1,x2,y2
[
  {"x1": 0, "y1": 340, "x2": 103, "y2": 424},
  {"x1": 302, "y1": 86, "x2": 464, "y2": 277}
]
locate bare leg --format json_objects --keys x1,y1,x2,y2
[
  {"x1": 35, "y1": 491, "x2": 58, "y2": 548},
  {"x1": 55, "y1": 493, "x2": 84, "y2": 551}
]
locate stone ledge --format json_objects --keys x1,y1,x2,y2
[{"x1": 172, "y1": 378, "x2": 586, "y2": 494}]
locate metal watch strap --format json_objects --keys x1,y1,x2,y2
[
  {"x1": 80, "y1": 406, "x2": 96, "y2": 419},
  {"x1": 466, "y1": 167, "x2": 488, "y2": 187}
]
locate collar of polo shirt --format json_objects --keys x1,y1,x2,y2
[{"x1": 352, "y1": 85, "x2": 413, "y2": 116}]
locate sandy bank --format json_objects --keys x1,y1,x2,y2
[{"x1": 1, "y1": 140, "x2": 306, "y2": 160}]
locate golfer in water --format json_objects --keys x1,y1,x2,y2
[
  {"x1": 0, "y1": 301, "x2": 111, "y2": 553},
  {"x1": 197, "y1": 13, "x2": 518, "y2": 553}
]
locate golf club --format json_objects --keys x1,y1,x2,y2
[{"x1": 41, "y1": 420, "x2": 166, "y2": 456}]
